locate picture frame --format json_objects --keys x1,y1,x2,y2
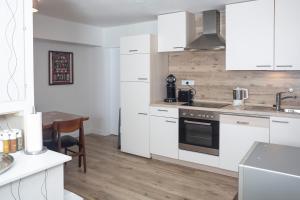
[{"x1": 49, "y1": 51, "x2": 74, "y2": 85}]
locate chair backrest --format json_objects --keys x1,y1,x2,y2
[
  {"x1": 52, "y1": 118, "x2": 84, "y2": 152},
  {"x1": 53, "y1": 118, "x2": 83, "y2": 134}
]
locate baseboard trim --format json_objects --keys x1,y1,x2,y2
[{"x1": 152, "y1": 154, "x2": 238, "y2": 178}]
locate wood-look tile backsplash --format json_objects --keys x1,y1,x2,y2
[{"x1": 168, "y1": 13, "x2": 300, "y2": 106}]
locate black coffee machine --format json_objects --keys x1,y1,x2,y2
[{"x1": 164, "y1": 74, "x2": 177, "y2": 102}]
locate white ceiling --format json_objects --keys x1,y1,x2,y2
[{"x1": 37, "y1": 0, "x2": 248, "y2": 27}]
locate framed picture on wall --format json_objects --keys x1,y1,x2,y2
[{"x1": 49, "y1": 51, "x2": 74, "y2": 85}]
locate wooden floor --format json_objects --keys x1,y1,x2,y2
[{"x1": 64, "y1": 134, "x2": 238, "y2": 200}]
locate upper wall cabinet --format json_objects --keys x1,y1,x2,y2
[
  {"x1": 226, "y1": 0, "x2": 274, "y2": 70},
  {"x1": 274, "y1": 0, "x2": 300, "y2": 70},
  {"x1": 0, "y1": 0, "x2": 34, "y2": 114},
  {"x1": 158, "y1": 11, "x2": 195, "y2": 52},
  {"x1": 120, "y1": 35, "x2": 155, "y2": 55}
]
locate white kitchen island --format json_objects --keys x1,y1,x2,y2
[{"x1": 0, "y1": 150, "x2": 71, "y2": 200}]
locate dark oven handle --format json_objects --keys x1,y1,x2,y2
[{"x1": 184, "y1": 120, "x2": 211, "y2": 126}]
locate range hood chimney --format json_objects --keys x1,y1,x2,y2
[{"x1": 185, "y1": 10, "x2": 225, "y2": 51}]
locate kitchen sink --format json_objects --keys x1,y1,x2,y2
[
  {"x1": 245, "y1": 106, "x2": 300, "y2": 114},
  {"x1": 282, "y1": 109, "x2": 300, "y2": 114}
]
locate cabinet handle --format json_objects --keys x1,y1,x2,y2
[
  {"x1": 157, "y1": 109, "x2": 168, "y2": 112},
  {"x1": 236, "y1": 121, "x2": 250, "y2": 125},
  {"x1": 173, "y1": 47, "x2": 184, "y2": 49},
  {"x1": 272, "y1": 120, "x2": 289, "y2": 124},
  {"x1": 165, "y1": 120, "x2": 176, "y2": 123},
  {"x1": 256, "y1": 65, "x2": 272, "y2": 68},
  {"x1": 138, "y1": 113, "x2": 148, "y2": 116},
  {"x1": 276, "y1": 65, "x2": 293, "y2": 68},
  {"x1": 137, "y1": 77, "x2": 148, "y2": 81},
  {"x1": 129, "y1": 49, "x2": 138, "y2": 52}
]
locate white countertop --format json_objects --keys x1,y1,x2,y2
[
  {"x1": 151, "y1": 101, "x2": 300, "y2": 119},
  {"x1": 0, "y1": 150, "x2": 71, "y2": 187}
]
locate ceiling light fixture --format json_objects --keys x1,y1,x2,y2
[{"x1": 32, "y1": 0, "x2": 39, "y2": 13}]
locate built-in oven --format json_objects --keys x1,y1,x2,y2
[{"x1": 179, "y1": 109, "x2": 220, "y2": 156}]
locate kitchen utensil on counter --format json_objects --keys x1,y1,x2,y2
[
  {"x1": 233, "y1": 87, "x2": 248, "y2": 107},
  {"x1": 178, "y1": 89, "x2": 194, "y2": 103},
  {"x1": 164, "y1": 74, "x2": 177, "y2": 103},
  {"x1": 14, "y1": 129, "x2": 23, "y2": 151},
  {"x1": 0, "y1": 154, "x2": 14, "y2": 175},
  {"x1": 2, "y1": 132, "x2": 10, "y2": 154},
  {"x1": 0, "y1": 132, "x2": 3, "y2": 154},
  {"x1": 8, "y1": 131, "x2": 17, "y2": 153}
]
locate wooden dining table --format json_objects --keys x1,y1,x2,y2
[{"x1": 42, "y1": 111, "x2": 89, "y2": 130}]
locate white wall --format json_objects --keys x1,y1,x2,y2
[
  {"x1": 33, "y1": 14, "x2": 103, "y2": 46},
  {"x1": 33, "y1": 39, "x2": 111, "y2": 134}
]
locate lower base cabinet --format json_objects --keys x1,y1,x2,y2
[
  {"x1": 0, "y1": 165, "x2": 64, "y2": 200},
  {"x1": 150, "y1": 116, "x2": 178, "y2": 159},
  {"x1": 270, "y1": 117, "x2": 300, "y2": 147},
  {"x1": 121, "y1": 112, "x2": 150, "y2": 158},
  {"x1": 220, "y1": 114, "x2": 270, "y2": 172}
]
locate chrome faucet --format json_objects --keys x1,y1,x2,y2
[{"x1": 275, "y1": 88, "x2": 297, "y2": 111}]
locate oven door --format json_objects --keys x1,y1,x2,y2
[{"x1": 179, "y1": 117, "x2": 219, "y2": 156}]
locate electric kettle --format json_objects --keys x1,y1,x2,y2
[{"x1": 233, "y1": 87, "x2": 248, "y2": 106}]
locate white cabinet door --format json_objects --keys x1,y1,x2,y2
[
  {"x1": 120, "y1": 35, "x2": 152, "y2": 55},
  {"x1": 0, "y1": 0, "x2": 26, "y2": 105},
  {"x1": 150, "y1": 116, "x2": 178, "y2": 159},
  {"x1": 158, "y1": 12, "x2": 195, "y2": 52},
  {"x1": 120, "y1": 54, "x2": 150, "y2": 82},
  {"x1": 226, "y1": 0, "x2": 274, "y2": 70},
  {"x1": 220, "y1": 115, "x2": 269, "y2": 172},
  {"x1": 120, "y1": 82, "x2": 150, "y2": 158},
  {"x1": 270, "y1": 117, "x2": 300, "y2": 147},
  {"x1": 275, "y1": 0, "x2": 300, "y2": 70}
]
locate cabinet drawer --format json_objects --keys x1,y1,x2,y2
[
  {"x1": 120, "y1": 35, "x2": 153, "y2": 55},
  {"x1": 120, "y1": 54, "x2": 150, "y2": 82},
  {"x1": 220, "y1": 114, "x2": 269, "y2": 128},
  {"x1": 179, "y1": 150, "x2": 220, "y2": 168},
  {"x1": 149, "y1": 107, "x2": 178, "y2": 118}
]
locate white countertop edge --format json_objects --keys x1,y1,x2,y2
[
  {"x1": 150, "y1": 101, "x2": 300, "y2": 119},
  {"x1": 0, "y1": 150, "x2": 71, "y2": 187}
]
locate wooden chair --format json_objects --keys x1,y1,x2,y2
[{"x1": 52, "y1": 118, "x2": 87, "y2": 173}]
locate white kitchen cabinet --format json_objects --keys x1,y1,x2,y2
[
  {"x1": 120, "y1": 34, "x2": 155, "y2": 55},
  {"x1": 226, "y1": 0, "x2": 274, "y2": 70},
  {"x1": 220, "y1": 115, "x2": 270, "y2": 172},
  {"x1": 270, "y1": 117, "x2": 300, "y2": 147},
  {"x1": 0, "y1": 0, "x2": 34, "y2": 114},
  {"x1": 120, "y1": 82, "x2": 150, "y2": 158},
  {"x1": 120, "y1": 35, "x2": 168, "y2": 158},
  {"x1": 120, "y1": 54, "x2": 150, "y2": 82},
  {"x1": 158, "y1": 11, "x2": 195, "y2": 52},
  {"x1": 275, "y1": 0, "x2": 300, "y2": 70},
  {"x1": 150, "y1": 116, "x2": 178, "y2": 159}
]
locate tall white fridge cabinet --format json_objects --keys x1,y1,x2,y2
[{"x1": 120, "y1": 35, "x2": 168, "y2": 158}]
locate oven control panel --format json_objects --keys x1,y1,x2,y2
[{"x1": 179, "y1": 109, "x2": 219, "y2": 121}]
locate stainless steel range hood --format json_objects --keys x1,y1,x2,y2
[{"x1": 185, "y1": 10, "x2": 225, "y2": 51}]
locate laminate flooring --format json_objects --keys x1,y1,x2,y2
[{"x1": 64, "y1": 134, "x2": 238, "y2": 200}]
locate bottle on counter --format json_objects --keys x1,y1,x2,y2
[
  {"x1": 8, "y1": 131, "x2": 17, "y2": 153},
  {"x1": 3, "y1": 132, "x2": 10, "y2": 154},
  {"x1": 15, "y1": 129, "x2": 23, "y2": 151},
  {"x1": 0, "y1": 131, "x2": 3, "y2": 154}
]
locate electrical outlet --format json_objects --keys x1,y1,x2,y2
[{"x1": 181, "y1": 80, "x2": 195, "y2": 86}]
